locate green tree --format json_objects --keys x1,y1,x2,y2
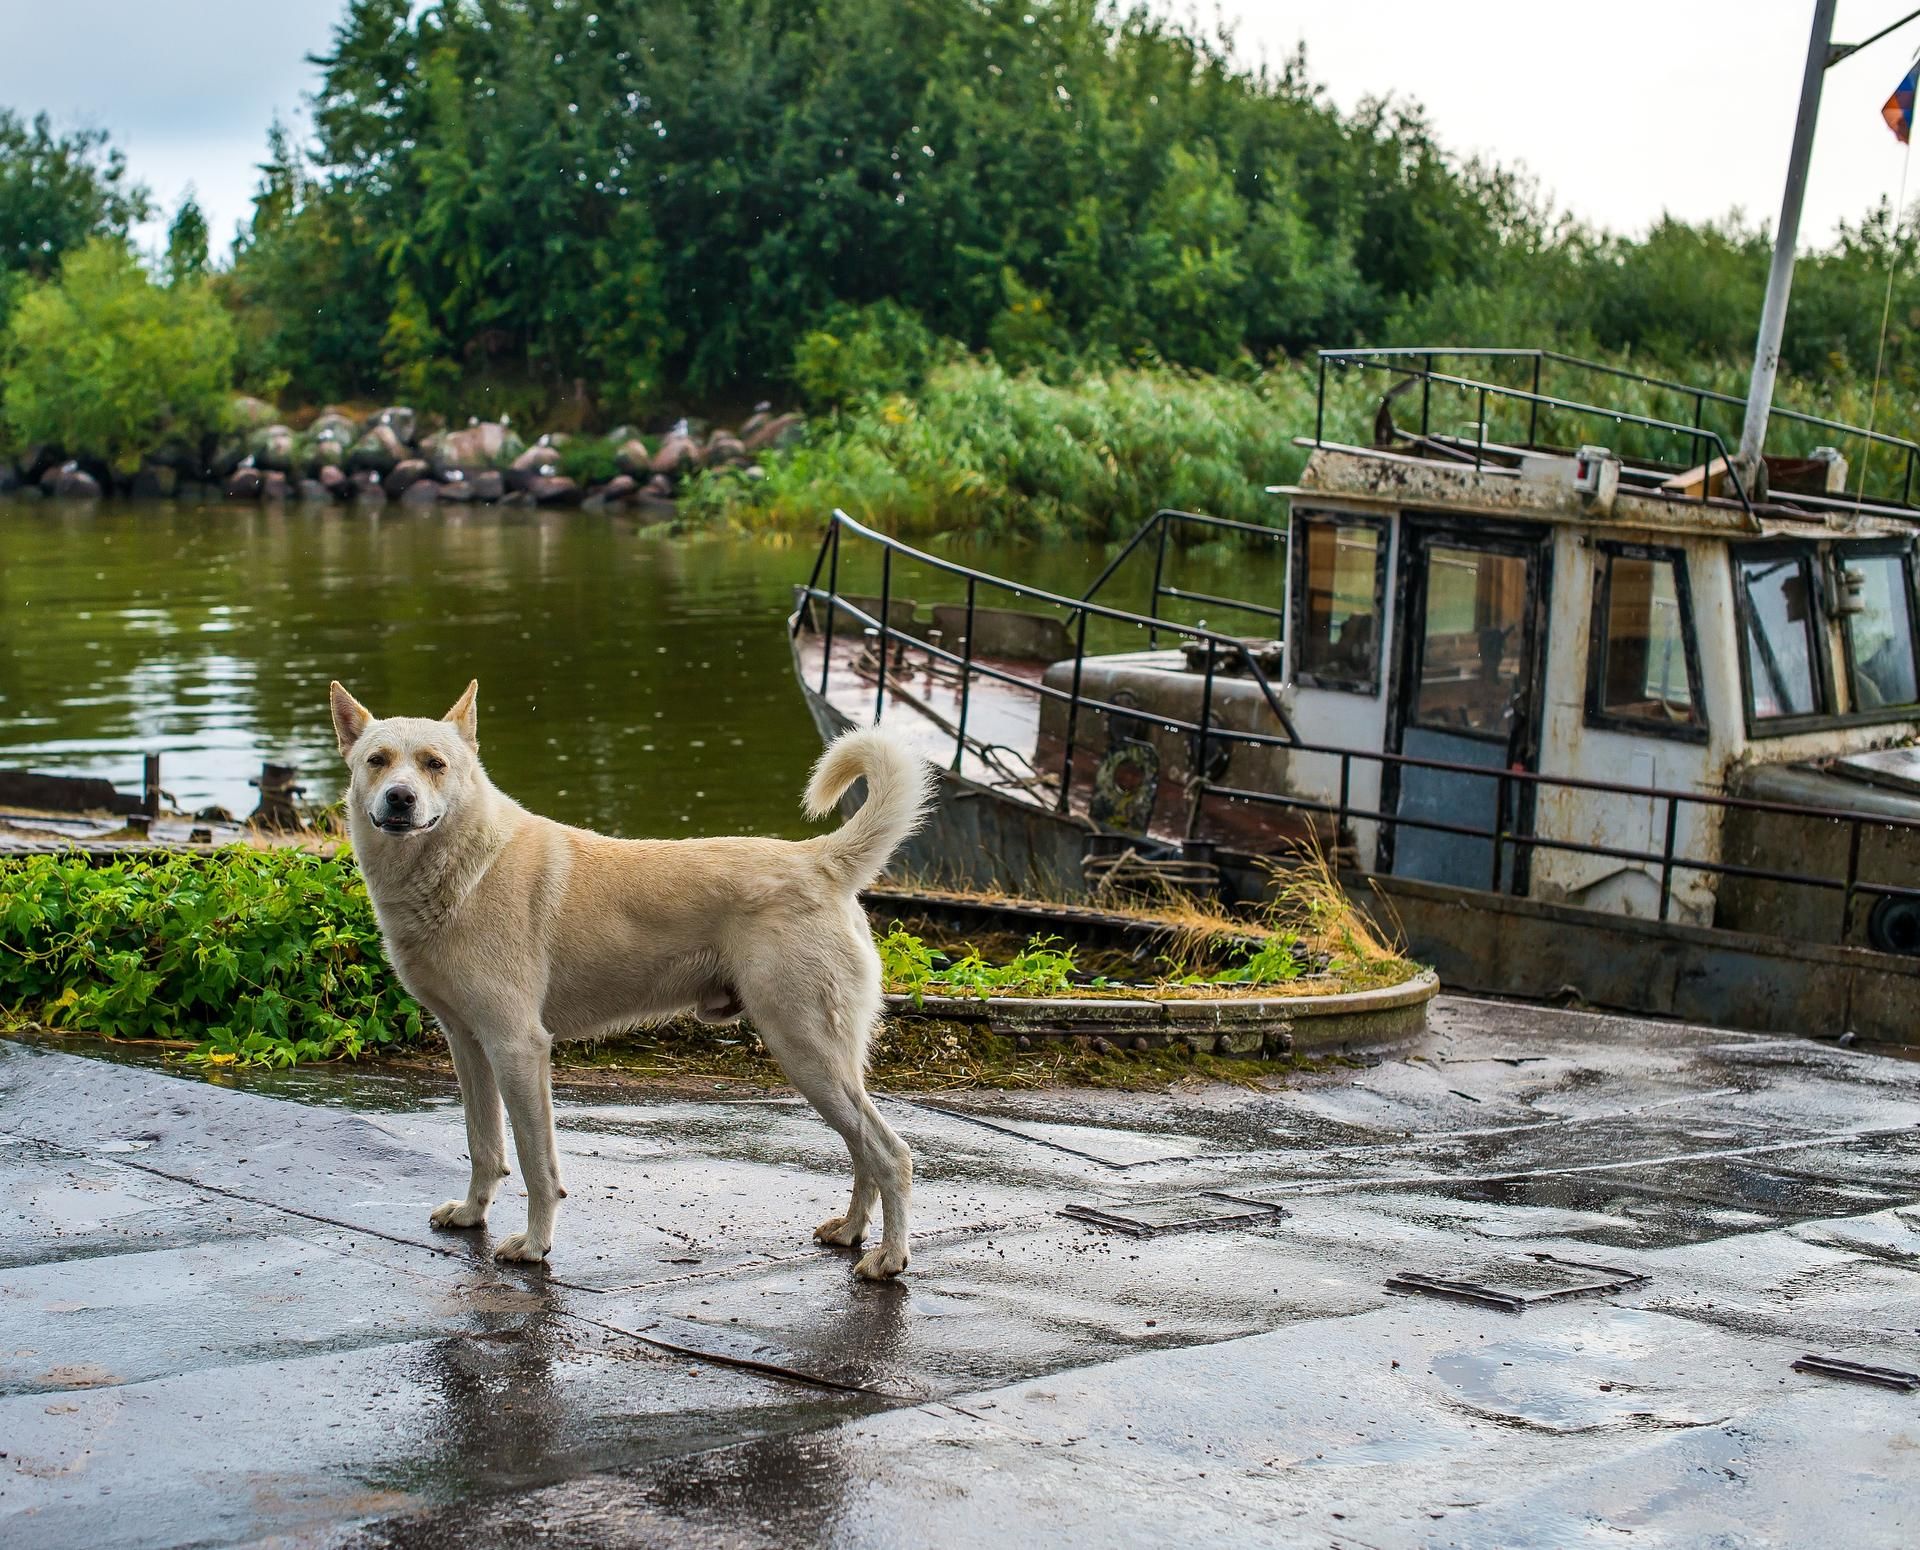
[
  {"x1": 0, "y1": 110, "x2": 150, "y2": 325},
  {"x1": 164, "y1": 190, "x2": 210, "y2": 285},
  {"x1": 2, "y1": 239, "x2": 236, "y2": 474},
  {"x1": 235, "y1": 0, "x2": 1545, "y2": 408}
]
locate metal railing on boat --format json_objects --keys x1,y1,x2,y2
[
  {"x1": 795, "y1": 509, "x2": 1920, "y2": 942},
  {"x1": 1313, "y1": 346, "x2": 1920, "y2": 516}
]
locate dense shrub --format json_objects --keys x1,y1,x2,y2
[
  {"x1": 2, "y1": 239, "x2": 238, "y2": 473},
  {"x1": 0, "y1": 849, "x2": 425, "y2": 1066}
]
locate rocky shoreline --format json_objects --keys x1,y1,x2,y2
[{"x1": 0, "y1": 395, "x2": 806, "y2": 513}]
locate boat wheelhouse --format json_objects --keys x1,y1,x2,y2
[{"x1": 790, "y1": 349, "x2": 1920, "y2": 1044}]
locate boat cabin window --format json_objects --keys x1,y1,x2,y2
[
  {"x1": 1412, "y1": 544, "x2": 1528, "y2": 737},
  {"x1": 1587, "y1": 545, "x2": 1703, "y2": 738},
  {"x1": 1736, "y1": 549, "x2": 1823, "y2": 724},
  {"x1": 1292, "y1": 512, "x2": 1387, "y2": 692},
  {"x1": 1841, "y1": 548, "x2": 1920, "y2": 711}
]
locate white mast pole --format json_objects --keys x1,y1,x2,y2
[{"x1": 1739, "y1": 0, "x2": 1838, "y2": 475}]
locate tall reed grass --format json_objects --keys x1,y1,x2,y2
[
  {"x1": 685, "y1": 349, "x2": 1918, "y2": 542},
  {"x1": 686, "y1": 358, "x2": 1374, "y2": 541}
]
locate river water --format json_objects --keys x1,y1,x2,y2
[{"x1": 0, "y1": 500, "x2": 1275, "y2": 837}]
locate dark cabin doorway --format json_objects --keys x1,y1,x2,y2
[{"x1": 1382, "y1": 516, "x2": 1553, "y2": 890}]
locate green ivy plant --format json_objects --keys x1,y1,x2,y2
[{"x1": 0, "y1": 849, "x2": 424, "y2": 1067}]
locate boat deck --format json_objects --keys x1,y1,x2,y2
[{"x1": 794, "y1": 628, "x2": 1056, "y2": 802}]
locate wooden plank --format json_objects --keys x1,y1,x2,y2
[{"x1": 1659, "y1": 456, "x2": 1730, "y2": 499}]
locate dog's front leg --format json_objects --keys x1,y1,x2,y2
[
  {"x1": 430, "y1": 1019, "x2": 509, "y2": 1231},
  {"x1": 488, "y1": 1030, "x2": 566, "y2": 1263}
]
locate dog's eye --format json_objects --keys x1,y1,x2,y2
[
  {"x1": 424, "y1": 756, "x2": 447, "y2": 773},
  {"x1": 366, "y1": 753, "x2": 389, "y2": 769}
]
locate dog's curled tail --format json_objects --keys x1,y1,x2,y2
[{"x1": 803, "y1": 728, "x2": 935, "y2": 890}]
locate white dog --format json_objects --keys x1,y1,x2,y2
[{"x1": 329, "y1": 680, "x2": 931, "y2": 1279}]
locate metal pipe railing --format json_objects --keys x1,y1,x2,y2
[
  {"x1": 1322, "y1": 345, "x2": 1920, "y2": 465},
  {"x1": 795, "y1": 511, "x2": 1917, "y2": 942},
  {"x1": 1200, "y1": 772, "x2": 1914, "y2": 938},
  {"x1": 1079, "y1": 507, "x2": 1287, "y2": 642},
  {"x1": 1318, "y1": 353, "x2": 1755, "y2": 517}
]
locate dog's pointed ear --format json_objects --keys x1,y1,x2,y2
[
  {"x1": 330, "y1": 681, "x2": 373, "y2": 759},
  {"x1": 444, "y1": 679, "x2": 479, "y2": 748}
]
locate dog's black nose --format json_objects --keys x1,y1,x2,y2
[{"x1": 386, "y1": 785, "x2": 417, "y2": 811}]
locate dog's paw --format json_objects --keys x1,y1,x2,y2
[
  {"x1": 853, "y1": 1243, "x2": 909, "y2": 1280},
  {"x1": 813, "y1": 1215, "x2": 866, "y2": 1248},
  {"x1": 430, "y1": 1198, "x2": 488, "y2": 1230},
  {"x1": 492, "y1": 1232, "x2": 550, "y2": 1264}
]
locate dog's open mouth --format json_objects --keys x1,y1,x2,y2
[{"x1": 371, "y1": 813, "x2": 442, "y2": 836}]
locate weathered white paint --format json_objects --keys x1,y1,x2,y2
[
  {"x1": 1276, "y1": 445, "x2": 1920, "y2": 924},
  {"x1": 1279, "y1": 499, "x2": 1400, "y2": 869},
  {"x1": 1530, "y1": 527, "x2": 1723, "y2": 926}
]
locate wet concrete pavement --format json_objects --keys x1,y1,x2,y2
[{"x1": 3, "y1": 999, "x2": 1918, "y2": 1546}]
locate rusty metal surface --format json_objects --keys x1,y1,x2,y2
[
  {"x1": 4, "y1": 993, "x2": 1919, "y2": 1547},
  {"x1": 1372, "y1": 870, "x2": 1920, "y2": 1048},
  {"x1": 1385, "y1": 1253, "x2": 1649, "y2": 1313}
]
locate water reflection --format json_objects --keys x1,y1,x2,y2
[{"x1": 0, "y1": 501, "x2": 1282, "y2": 837}]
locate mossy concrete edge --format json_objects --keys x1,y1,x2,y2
[{"x1": 882, "y1": 968, "x2": 1439, "y2": 1057}]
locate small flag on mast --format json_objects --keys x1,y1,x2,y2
[{"x1": 1885, "y1": 61, "x2": 1918, "y2": 143}]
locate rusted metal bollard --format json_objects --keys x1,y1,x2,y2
[{"x1": 247, "y1": 762, "x2": 308, "y2": 832}]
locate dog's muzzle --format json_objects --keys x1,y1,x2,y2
[
  {"x1": 370, "y1": 811, "x2": 441, "y2": 836},
  {"x1": 370, "y1": 783, "x2": 440, "y2": 835}
]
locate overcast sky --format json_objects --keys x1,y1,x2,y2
[{"x1": 2, "y1": 1, "x2": 1918, "y2": 260}]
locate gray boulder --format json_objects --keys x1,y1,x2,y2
[
  {"x1": 229, "y1": 395, "x2": 280, "y2": 432},
  {"x1": 261, "y1": 470, "x2": 290, "y2": 502},
  {"x1": 742, "y1": 412, "x2": 804, "y2": 453},
  {"x1": 44, "y1": 462, "x2": 102, "y2": 499},
  {"x1": 369, "y1": 405, "x2": 417, "y2": 443},
  {"x1": 526, "y1": 474, "x2": 581, "y2": 506},
  {"x1": 301, "y1": 427, "x2": 351, "y2": 474},
  {"x1": 400, "y1": 478, "x2": 441, "y2": 505},
  {"x1": 347, "y1": 424, "x2": 407, "y2": 475},
  {"x1": 298, "y1": 478, "x2": 333, "y2": 503},
  {"x1": 225, "y1": 467, "x2": 264, "y2": 500},
  {"x1": 469, "y1": 470, "x2": 506, "y2": 502},
  {"x1": 650, "y1": 430, "x2": 699, "y2": 478},
  {"x1": 385, "y1": 458, "x2": 431, "y2": 497},
  {"x1": 613, "y1": 437, "x2": 653, "y2": 476},
  {"x1": 426, "y1": 421, "x2": 520, "y2": 479},
  {"x1": 703, "y1": 430, "x2": 748, "y2": 468},
  {"x1": 249, "y1": 424, "x2": 297, "y2": 472},
  {"x1": 507, "y1": 443, "x2": 562, "y2": 490},
  {"x1": 351, "y1": 470, "x2": 388, "y2": 504},
  {"x1": 585, "y1": 474, "x2": 638, "y2": 510}
]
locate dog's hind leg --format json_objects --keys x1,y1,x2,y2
[
  {"x1": 486, "y1": 1029, "x2": 567, "y2": 1263},
  {"x1": 431, "y1": 1019, "x2": 509, "y2": 1231},
  {"x1": 752, "y1": 1000, "x2": 912, "y2": 1280},
  {"x1": 815, "y1": 1148, "x2": 879, "y2": 1250}
]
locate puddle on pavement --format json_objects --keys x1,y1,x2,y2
[{"x1": 1421, "y1": 1304, "x2": 1778, "y2": 1435}]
